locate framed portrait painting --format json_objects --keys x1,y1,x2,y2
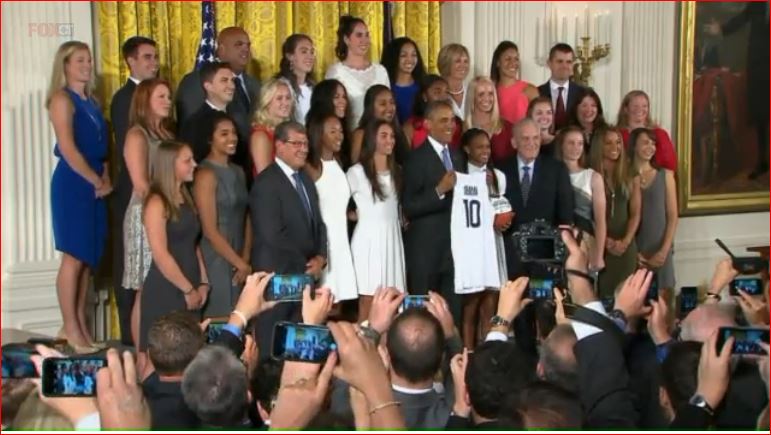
[{"x1": 676, "y1": 1, "x2": 769, "y2": 216}]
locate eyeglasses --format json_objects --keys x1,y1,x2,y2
[{"x1": 285, "y1": 139, "x2": 309, "y2": 148}]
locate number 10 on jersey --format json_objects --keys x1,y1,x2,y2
[{"x1": 463, "y1": 199, "x2": 481, "y2": 228}]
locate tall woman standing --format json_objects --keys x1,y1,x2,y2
[{"x1": 47, "y1": 41, "x2": 111, "y2": 350}]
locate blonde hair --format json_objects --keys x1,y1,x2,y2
[
  {"x1": 46, "y1": 41, "x2": 95, "y2": 108},
  {"x1": 464, "y1": 76, "x2": 503, "y2": 134},
  {"x1": 145, "y1": 141, "x2": 194, "y2": 222},
  {"x1": 616, "y1": 90, "x2": 658, "y2": 129},
  {"x1": 590, "y1": 126, "x2": 631, "y2": 196},
  {"x1": 437, "y1": 43, "x2": 470, "y2": 78},
  {"x1": 252, "y1": 78, "x2": 293, "y2": 127}
]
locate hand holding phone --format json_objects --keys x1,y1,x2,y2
[
  {"x1": 716, "y1": 326, "x2": 770, "y2": 356},
  {"x1": 2, "y1": 344, "x2": 38, "y2": 379},
  {"x1": 41, "y1": 356, "x2": 106, "y2": 397},
  {"x1": 679, "y1": 286, "x2": 698, "y2": 318},
  {"x1": 729, "y1": 278, "x2": 764, "y2": 296},
  {"x1": 528, "y1": 278, "x2": 554, "y2": 300},
  {"x1": 401, "y1": 295, "x2": 430, "y2": 311},
  {"x1": 715, "y1": 239, "x2": 767, "y2": 275},
  {"x1": 206, "y1": 317, "x2": 229, "y2": 344}
]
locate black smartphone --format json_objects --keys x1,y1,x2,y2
[
  {"x1": 679, "y1": 286, "x2": 698, "y2": 318},
  {"x1": 729, "y1": 278, "x2": 765, "y2": 296},
  {"x1": 715, "y1": 238, "x2": 767, "y2": 275},
  {"x1": 1, "y1": 344, "x2": 39, "y2": 379},
  {"x1": 601, "y1": 297, "x2": 615, "y2": 314},
  {"x1": 645, "y1": 273, "x2": 659, "y2": 305},
  {"x1": 271, "y1": 322, "x2": 336, "y2": 363},
  {"x1": 716, "y1": 326, "x2": 770, "y2": 356},
  {"x1": 529, "y1": 278, "x2": 554, "y2": 300},
  {"x1": 206, "y1": 317, "x2": 229, "y2": 344},
  {"x1": 41, "y1": 357, "x2": 107, "y2": 397},
  {"x1": 264, "y1": 274, "x2": 314, "y2": 302},
  {"x1": 401, "y1": 295, "x2": 430, "y2": 311}
]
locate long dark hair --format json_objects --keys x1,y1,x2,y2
[
  {"x1": 306, "y1": 113, "x2": 342, "y2": 171},
  {"x1": 629, "y1": 127, "x2": 659, "y2": 170},
  {"x1": 412, "y1": 74, "x2": 448, "y2": 119},
  {"x1": 360, "y1": 119, "x2": 402, "y2": 201},
  {"x1": 380, "y1": 37, "x2": 426, "y2": 86},
  {"x1": 489, "y1": 40, "x2": 519, "y2": 84},
  {"x1": 275, "y1": 33, "x2": 315, "y2": 97},
  {"x1": 568, "y1": 88, "x2": 608, "y2": 133},
  {"x1": 335, "y1": 15, "x2": 366, "y2": 61},
  {"x1": 203, "y1": 111, "x2": 237, "y2": 159},
  {"x1": 358, "y1": 85, "x2": 409, "y2": 165},
  {"x1": 306, "y1": 79, "x2": 351, "y2": 167},
  {"x1": 461, "y1": 128, "x2": 500, "y2": 194}
]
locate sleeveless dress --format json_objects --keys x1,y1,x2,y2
[
  {"x1": 392, "y1": 81, "x2": 419, "y2": 124},
  {"x1": 251, "y1": 124, "x2": 275, "y2": 177},
  {"x1": 139, "y1": 202, "x2": 201, "y2": 351},
  {"x1": 637, "y1": 170, "x2": 675, "y2": 288},
  {"x1": 598, "y1": 182, "x2": 639, "y2": 298},
  {"x1": 199, "y1": 160, "x2": 249, "y2": 317},
  {"x1": 347, "y1": 164, "x2": 406, "y2": 296},
  {"x1": 314, "y1": 159, "x2": 358, "y2": 301},
  {"x1": 122, "y1": 127, "x2": 161, "y2": 289},
  {"x1": 50, "y1": 88, "x2": 108, "y2": 268},
  {"x1": 497, "y1": 80, "x2": 530, "y2": 125},
  {"x1": 325, "y1": 62, "x2": 390, "y2": 129}
]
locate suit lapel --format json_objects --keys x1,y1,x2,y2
[{"x1": 273, "y1": 163, "x2": 312, "y2": 230}]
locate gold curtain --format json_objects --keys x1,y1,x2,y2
[
  {"x1": 96, "y1": 1, "x2": 440, "y2": 339},
  {"x1": 97, "y1": 1, "x2": 441, "y2": 111}
]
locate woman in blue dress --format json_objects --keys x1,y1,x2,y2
[{"x1": 46, "y1": 41, "x2": 110, "y2": 350}]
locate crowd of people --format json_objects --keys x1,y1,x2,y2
[{"x1": 2, "y1": 11, "x2": 767, "y2": 431}]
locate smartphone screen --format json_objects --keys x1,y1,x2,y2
[
  {"x1": 729, "y1": 278, "x2": 764, "y2": 296},
  {"x1": 529, "y1": 278, "x2": 554, "y2": 300},
  {"x1": 717, "y1": 327, "x2": 770, "y2": 356},
  {"x1": 206, "y1": 320, "x2": 228, "y2": 344},
  {"x1": 271, "y1": 322, "x2": 336, "y2": 363},
  {"x1": 645, "y1": 273, "x2": 659, "y2": 305},
  {"x1": 1, "y1": 345, "x2": 38, "y2": 379},
  {"x1": 41, "y1": 357, "x2": 106, "y2": 397},
  {"x1": 264, "y1": 274, "x2": 314, "y2": 302},
  {"x1": 401, "y1": 295, "x2": 430, "y2": 311},
  {"x1": 679, "y1": 286, "x2": 698, "y2": 318}
]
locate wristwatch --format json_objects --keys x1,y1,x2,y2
[
  {"x1": 489, "y1": 315, "x2": 511, "y2": 328},
  {"x1": 688, "y1": 393, "x2": 715, "y2": 416},
  {"x1": 358, "y1": 325, "x2": 381, "y2": 345}
]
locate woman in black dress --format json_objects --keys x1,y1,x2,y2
[{"x1": 140, "y1": 141, "x2": 208, "y2": 375}]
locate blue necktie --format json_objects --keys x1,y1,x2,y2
[
  {"x1": 521, "y1": 166, "x2": 531, "y2": 205},
  {"x1": 292, "y1": 172, "x2": 312, "y2": 221},
  {"x1": 441, "y1": 146, "x2": 453, "y2": 171}
]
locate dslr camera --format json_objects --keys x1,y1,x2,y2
[{"x1": 513, "y1": 220, "x2": 566, "y2": 264}]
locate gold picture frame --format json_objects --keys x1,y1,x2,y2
[{"x1": 676, "y1": 2, "x2": 769, "y2": 216}]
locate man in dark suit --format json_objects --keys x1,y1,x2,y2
[
  {"x1": 402, "y1": 100, "x2": 464, "y2": 321},
  {"x1": 178, "y1": 62, "x2": 235, "y2": 162},
  {"x1": 249, "y1": 121, "x2": 327, "y2": 355},
  {"x1": 537, "y1": 43, "x2": 587, "y2": 130},
  {"x1": 176, "y1": 27, "x2": 259, "y2": 173},
  {"x1": 109, "y1": 36, "x2": 158, "y2": 346}
]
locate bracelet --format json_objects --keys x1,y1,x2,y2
[
  {"x1": 368, "y1": 400, "x2": 401, "y2": 415},
  {"x1": 198, "y1": 282, "x2": 211, "y2": 288},
  {"x1": 181, "y1": 285, "x2": 194, "y2": 295},
  {"x1": 565, "y1": 269, "x2": 595, "y2": 285},
  {"x1": 230, "y1": 310, "x2": 248, "y2": 329}
]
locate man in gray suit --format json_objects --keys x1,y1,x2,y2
[{"x1": 176, "y1": 27, "x2": 259, "y2": 177}]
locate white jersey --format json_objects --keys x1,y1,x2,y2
[{"x1": 451, "y1": 172, "x2": 501, "y2": 294}]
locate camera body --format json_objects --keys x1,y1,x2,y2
[{"x1": 514, "y1": 220, "x2": 567, "y2": 264}]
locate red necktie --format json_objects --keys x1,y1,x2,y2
[{"x1": 555, "y1": 86, "x2": 566, "y2": 129}]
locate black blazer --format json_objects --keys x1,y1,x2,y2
[
  {"x1": 110, "y1": 79, "x2": 137, "y2": 207},
  {"x1": 401, "y1": 140, "x2": 464, "y2": 290},
  {"x1": 249, "y1": 162, "x2": 327, "y2": 274},
  {"x1": 178, "y1": 103, "x2": 221, "y2": 162},
  {"x1": 537, "y1": 81, "x2": 586, "y2": 129}
]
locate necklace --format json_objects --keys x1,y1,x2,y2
[
  {"x1": 639, "y1": 167, "x2": 656, "y2": 188},
  {"x1": 448, "y1": 87, "x2": 464, "y2": 96}
]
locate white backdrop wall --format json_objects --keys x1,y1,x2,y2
[{"x1": 441, "y1": 1, "x2": 769, "y2": 288}]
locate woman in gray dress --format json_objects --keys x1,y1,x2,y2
[
  {"x1": 193, "y1": 112, "x2": 250, "y2": 317},
  {"x1": 630, "y1": 127, "x2": 678, "y2": 299}
]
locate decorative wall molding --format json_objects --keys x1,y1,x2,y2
[{"x1": 1, "y1": 2, "x2": 95, "y2": 333}]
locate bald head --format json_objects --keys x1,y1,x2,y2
[
  {"x1": 217, "y1": 27, "x2": 251, "y2": 73},
  {"x1": 386, "y1": 309, "x2": 444, "y2": 384},
  {"x1": 680, "y1": 304, "x2": 736, "y2": 342},
  {"x1": 538, "y1": 324, "x2": 578, "y2": 393}
]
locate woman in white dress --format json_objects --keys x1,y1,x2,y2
[
  {"x1": 554, "y1": 126, "x2": 607, "y2": 272},
  {"x1": 325, "y1": 15, "x2": 390, "y2": 130},
  {"x1": 459, "y1": 128, "x2": 509, "y2": 348},
  {"x1": 347, "y1": 119, "x2": 405, "y2": 321},
  {"x1": 304, "y1": 113, "x2": 358, "y2": 302}
]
